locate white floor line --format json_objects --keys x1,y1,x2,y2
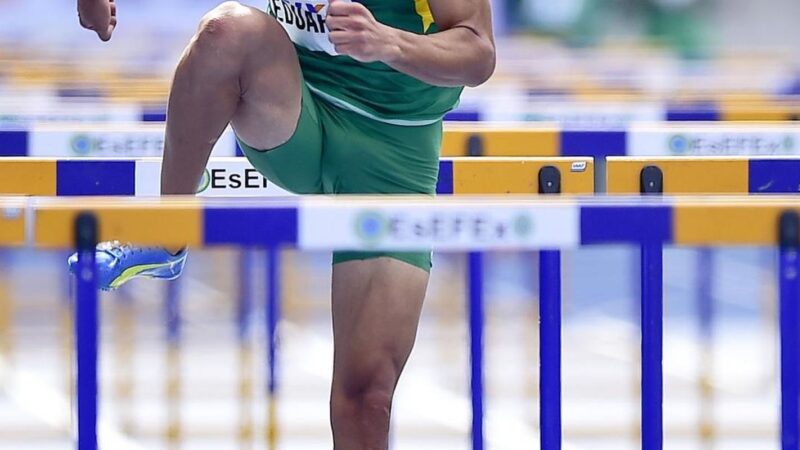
[
  {"x1": 582, "y1": 316, "x2": 771, "y2": 393},
  {"x1": 0, "y1": 356, "x2": 145, "y2": 450},
  {"x1": 282, "y1": 321, "x2": 577, "y2": 450}
]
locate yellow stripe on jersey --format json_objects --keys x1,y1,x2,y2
[{"x1": 414, "y1": 0, "x2": 435, "y2": 33}]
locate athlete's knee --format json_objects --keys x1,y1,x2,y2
[
  {"x1": 331, "y1": 386, "x2": 393, "y2": 428},
  {"x1": 194, "y1": 2, "x2": 262, "y2": 55},
  {"x1": 330, "y1": 359, "x2": 399, "y2": 426}
]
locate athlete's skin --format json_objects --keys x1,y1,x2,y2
[{"x1": 77, "y1": 0, "x2": 495, "y2": 448}]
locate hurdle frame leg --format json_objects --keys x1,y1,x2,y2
[
  {"x1": 539, "y1": 249, "x2": 562, "y2": 449},
  {"x1": 779, "y1": 211, "x2": 800, "y2": 450},
  {"x1": 468, "y1": 252, "x2": 485, "y2": 450},
  {"x1": 62, "y1": 251, "x2": 76, "y2": 428},
  {"x1": 114, "y1": 288, "x2": 136, "y2": 435},
  {"x1": 696, "y1": 248, "x2": 715, "y2": 442},
  {"x1": 237, "y1": 250, "x2": 255, "y2": 448},
  {"x1": 630, "y1": 247, "x2": 642, "y2": 443},
  {"x1": 641, "y1": 243, "x2": 663, "y2": 450},
  {"x1": 639, "y1": 166, "x2": 664, "y2": 449},
  {"x1": 0, "y1": 251, "x2": 14, "y2": 385},
  {"x1": 164, "y1": 277, "x2": 182, "y2": 449},
  {"x1": 266, "y1": 247, "x2": 281, "y2": 450},
  {"x1": 74, "y1": 213, "x2": 99, "y2": 450}
]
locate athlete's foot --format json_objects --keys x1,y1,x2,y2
[{"x1": 68, "y1": 241, "x2": 188, "y2": 291}]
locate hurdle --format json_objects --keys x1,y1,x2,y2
[
  {"x1": 3, "y1": 121, "x2": 796, "y2": 207},
  {"x1": 607, "y1": 156, "x2": 800, "y2": 194},
  {"x1": 21, "y1": 195, "x2": 798, "y2": 450},
  {"x1": 3, "y1": 122, "x2": 799, "y2": 163},
  {"x1": 0, "y1": 122, "x2": 598, "y2": 446},
  {"x1": 608, "y1": 156, "x2": 800, "y2": 445},
  {"x1": 3, "y1": 125, "x2": 794, "y2": 446},
  {"x1": 0, "y1": 156, "x2": 595, "y2": 196},
  {"x1": 0, "y1": 156, "x2": 593, "y2": 449}
]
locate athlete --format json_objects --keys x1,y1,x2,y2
[{"x1": 73, "y1": 0, "x2": 495, "y2": 447}]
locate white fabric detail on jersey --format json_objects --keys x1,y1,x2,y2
[
  {"x1": 271, "y1": 0, "x2": 345, "y2": 56},
  {"x1": 306, "y1": 83, "x2": 441, "y2": 127}
]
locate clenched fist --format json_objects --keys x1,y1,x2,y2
[
  {"x1": 327, "y1": 0, "x2": 398, "y2": 63},
  {"x1": 78, "y1": 0, "x2": 117, "y2": 41}
]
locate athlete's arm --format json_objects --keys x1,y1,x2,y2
[
  {"x1": 327, "y1": 0, "x2": 495, "y2": 87},
  {"x1": 77, "y1": 0, "x2": 117, "y2": 41}
]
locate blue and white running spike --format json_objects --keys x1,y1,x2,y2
[{"x1": 68, "y1": 241, "x2": 187, "y2": 291}]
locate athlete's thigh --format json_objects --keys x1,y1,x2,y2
[
  {"x1": 330, "y1": 257, "x2": 429, "y2": 392},
  {"x1": 320, "y1": 108, "x2": 441, "y2": 268},
  {"x1": 240, "y1": 82, "x2": 323, "y2": 194},
  {"x1": 320, "y1": 105, "x2": 441, "y2": 195},
  {"x1": 224, "y1": 4, "x2": 302, "y2": 151}
]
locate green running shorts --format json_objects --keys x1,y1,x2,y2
[{"x1": 237, "y1": 81, "x2": 442, "y2": 272}]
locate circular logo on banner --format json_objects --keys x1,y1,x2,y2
[
  {"x1": 196, "y1": 169, "x2": 211, "y2": 193},
  {"x1": 513, "y1": 214, "x2": 533, "y2": 238},
  {"x1": 668, "y1": 135, "x2": 689, "y2": 155},
  {"x1": 70, "y1": 134, "x2": 93, "y2": 155},
  {"x1": 2, "y1": 208, "x2": 21, "y2": 220},
  {"x1": 354, "y1": 211, "x2": 388, "y2": 244},
  {"x1": 784, "y1": 136, "x2": 795, "y2": 152}
]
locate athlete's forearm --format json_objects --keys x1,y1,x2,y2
[
  {"x1": 381, "y1": 25, "x2": 495, "y2": 88},
  {"x1": 326, "y1": 0, "x2": 495, "y2": 87}
]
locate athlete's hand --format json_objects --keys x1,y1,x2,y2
[
  {"x1": 327, "y1": 0, "x2": 399, "y2": 63},
  {"x1": 78, "y1": 0, "x2": 117, "y2": 41}
]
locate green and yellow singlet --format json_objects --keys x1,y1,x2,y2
[{"x1": 267, "y1": 0, "x2": 463, "y2": 125}]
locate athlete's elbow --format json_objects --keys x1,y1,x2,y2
[{"x1": 465, "y1": 41, "x2": 496, "y2": 87}]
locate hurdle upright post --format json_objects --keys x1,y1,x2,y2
[
  {"x1": 779, "y1": 211, "x2": 800, "y2": 450},
  {"x1": 114, "y1": 288, "x2": 136, "y2": 434},
  {"x1": 0, "y1": 250, "x2": 14, "y2": 394},
  {"x1": 61, "y1": 252, "x2": 76, "y2": 428},
  {"x1": 74, "y1": 212, "x2": 99, "y2": 450},
  {"x1": 640, "y1": 242, "x2": 664, "y2": 448},
  {"x1": 237, "y1": 250, "x2": 255, "y2": 448},
  {"x1": 0, "y1": 252, "x2": 13, "y2": 384},
  {"x1": 538, "y1": 165, "x2": 562, "y2": 449},
  {"x1": 164, "y1": 277, "x2": 182, "y2": 449},
  {"x1": 539, "y1": 250, "x2": 561, "y2": 447},
  {"x1": 468, "y1": 251, "x2": 485, "y2": 450},
  {"x1": 640, "y1": 166, "x2": 664, "y2": 449},
  {"x1": 265, "y1": 247, "x2": 281, "y2": 450},
  {"x1": 696, "y1": 248, "x2": 715, "y2": 443}
]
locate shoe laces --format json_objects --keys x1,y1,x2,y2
[{"x1": 97, "y1": 241, "x2": 144, "y2": 261}]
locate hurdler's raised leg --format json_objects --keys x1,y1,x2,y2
[
  {"x1": 160, "y1": 1, "x2": 302, "y2": 195},
  {"x1": 69, "y1": 1, "x2": 303, "y2": 290}
]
